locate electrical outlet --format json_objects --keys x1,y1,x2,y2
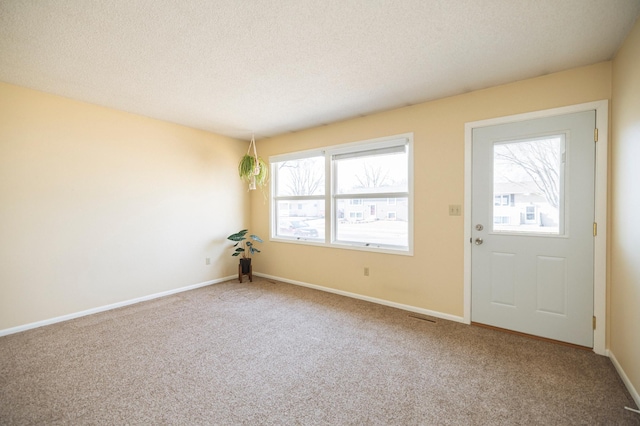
[
  {"x1": 449, "y1": 205, "x2": 462, "y2": 216},
  {"x1": 205, "y1": 258, "x2": 211, "y2": 265},
  {"x1": 364, "y1": 267, "x2": 370, "y2": 276}
]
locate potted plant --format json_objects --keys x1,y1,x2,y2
[
  {"x1": 238, "y1": 154, "x2": 268, "y2": 190},
  {"x1": 238, "y1": 135, "x2": 268, "y2": 191},
  {"x1": 227, "y1": 229, "x2": 263, "y2": 274}
]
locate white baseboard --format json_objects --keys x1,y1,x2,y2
[
  {"x1": 609, "y1": 350, "x2": 640, "y2": 409},
  {"x1": 254, "y1": 272, "x2": 465, "y2": 324},
  {"x1": 0, "y1": 275, "x2": 235, "y2": 337}
]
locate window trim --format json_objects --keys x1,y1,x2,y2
[{"x1": 270, "y1": 133, "x2": 413, "y2": 256}]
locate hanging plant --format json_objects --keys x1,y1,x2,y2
[
  {"x1": 238, "y1": 135, "x2": 268, "y2": 191},
  {"x1": 238, "y1": 154, "x2": 268, "y2": 190}
]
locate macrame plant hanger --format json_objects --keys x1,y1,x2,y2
[{"x1": 247, "y1": 135, "x2": 260, "y2": 190}]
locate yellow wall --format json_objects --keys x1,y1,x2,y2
[
  {"x1": 611, "y1": 18, "x2": 640, "y2": 402},
  {"x1": 0, "y1": 82, "x2": 249, "y2": 330},
  {"x1": 254, "y1": 62, "x2": 612, "y2": 318}
]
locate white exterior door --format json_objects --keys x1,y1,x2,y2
[{"x1": 471, "y1": 110, "x2": 596, "y2": 347}]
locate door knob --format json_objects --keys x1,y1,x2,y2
[{"x1": 475, "y1": 238, "x2": 483, "y2": 245}]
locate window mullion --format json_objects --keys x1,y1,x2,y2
[
  {"x1": 326, "y1": 151, "x2": 333, "y2": 243},
  {"x1": 273, "y1": 195, "x2": 324, "y2": 202},
  {"x1": 333, "y1": 192, "x2": 409, "y2": 200}
]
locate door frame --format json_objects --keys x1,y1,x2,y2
[{"x1": 463, "y1": 100, "x2": 608, "y2": 355}]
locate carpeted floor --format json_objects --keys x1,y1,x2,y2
[{"x1": 1, "y1": 278, "x2": 638, "y2": 425}]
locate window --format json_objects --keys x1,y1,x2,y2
[
  {"x1": 271, "y1": 134, "x2": 412, "y2": 254},
  {"x1": 494, "y1": 194, "x2": 510, "y2": 206},
  {"x1": 525, "y1": 205, "x2": 536, "y2": 222},
  {"x1": 493, "y1": 136, "x2": 563, "y2": 234},
  {"x1": 272, "y1": 155, "x2": 325, "y2": 240}
]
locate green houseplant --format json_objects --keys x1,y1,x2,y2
[
  {"x1": 239, "y1": 135, "x2": 268, "y2": 191},
  {"x1": 238, "y1": 154, "x2": 268, "y2": 190},
  {"x1": 227, "y1": 229, "x2": 263, "y2": 274}
]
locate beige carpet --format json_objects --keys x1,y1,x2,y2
[{"x1": 1, "y1": 278, "x2": 638, "y2": 425}]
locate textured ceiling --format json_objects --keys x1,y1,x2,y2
[{"x1": 1, "y1": 1, "x2": 639, "y2": 140}]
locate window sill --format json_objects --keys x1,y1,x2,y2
[{"x1": 270, "y1": 236, "x2": 413, "y2": 256}]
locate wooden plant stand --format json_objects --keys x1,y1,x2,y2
[{"x1": 238, "y1": 263, "x2": 252, "y2": 283}]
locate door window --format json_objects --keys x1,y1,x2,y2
[{"x1": 493, "y1": 136, "x2": 564, "y2": 235}]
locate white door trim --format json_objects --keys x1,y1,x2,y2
[{"x1": 464, "y1": 100, "x2": 608, "y2": 355}]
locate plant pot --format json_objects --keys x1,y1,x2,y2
[{"x1": 239, "y1": 258, "x2": 252, "y2": 274}]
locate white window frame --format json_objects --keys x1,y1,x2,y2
[{"x1": 270, "y1": 133, "x2": 413, "y2": 255}]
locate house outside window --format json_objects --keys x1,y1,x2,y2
[
  {"x1": 493, "y1": 216, "x2": 510, "y2": 224},
  {"x1": 270, "y1": 134, "x2": 413, "y2": 254},
  {"x1": 494, "y1": 194, "x2": 510, "y2": 206}
]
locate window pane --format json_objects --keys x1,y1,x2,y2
[
  {"x1": 275, "y1": 200, "x2": 324, "y2": 240},
  {"x1": 335, "y1": 149, "x2": 407, "y2": 194},
  {"x1": 493, "y1": 136, "x2": 563, "y2": 234},
  {"x1": 275, "y1": 157, "x2": 324, "y2": 196},
  {"x1": 336, "y1": 198, "x2": 408, "y2": 247}
]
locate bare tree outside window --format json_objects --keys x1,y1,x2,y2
[
  {"x1": 355, "y1": 162, "x2": 391, "y2": 188},
  {"x1": 494, "y1": 138, "x2": 562, "y2": 209},
  {"x1": 493, "y1": 136, "x2": 563, "y2": 234},
  {"x1": 277, "y1": 158, "x2": 324, "y2": 196},
  {"x1": 338, "y1": 151, "x2": 408, "y2": 194}
]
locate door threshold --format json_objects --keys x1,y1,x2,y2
[{"x1": 471, "y1": 322, "x2": 592, "y2": 351}]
